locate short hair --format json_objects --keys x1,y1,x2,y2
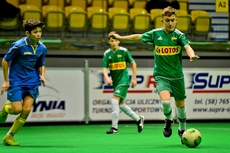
[
  {"x1": 108, "y1": 31, "x2": 117, "y2": 40},
  {"x1": 162, "y1": 6, "x2": 177, "y2": 17},
  {"x1": 23, "y1": 19, "x2": 45, "y2": 33}
]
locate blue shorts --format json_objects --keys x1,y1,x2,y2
[{"x1": 7, "y1": 86, "x2": 39, "y2": 102}]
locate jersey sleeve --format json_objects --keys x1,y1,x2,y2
[
  {"x1": 41, "y1": 48, "x2": 47, "y2": 66},
  {"x1": 36, "y1": 47, "x2": 47, "y2": 68},
  {"x1": 125, "y1": 50, "x2": 134, "y2": 64},
  {"x1": 141, "y1": 30, "x2": 154, "y2": 44},
  {"x1": 102, "y1": 52, "x2": 109, "y2": 68},
  {"x1": 178, "y1": 33, "x2": 190, "y2": 47},
  {"x1": 3, "y1": 42, "x2": 20, "y2": 61}
]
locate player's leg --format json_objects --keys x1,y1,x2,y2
[
  {"x1": 4, "y1": 96, "x2": 34, "y2": 146},
  {"x1": 119, "y1": 100, "x2": 144, "y2": 133},
  {"x1": 0, "y1": 87, "x2": 23, "y2": 123},
  {"x1": 3, "y1": 101, "x2": 23, "y2": 146},
  {"x1": 116, "y1": 86, "x2": 140, "y2": 121},
  {"x1": 3, "y1": 87, "x2": 37, "y2": 146},
  {"x1": 175, "y1": 100, "x2": 186, "y2": 137},
  {"x1": 2, "y1": 86, "x2": 23, "y2": 146},
  {"x1": 0, "y1": 101, "x2": 11, "y2": 123},
  {"x1": 155, "y1": 77, "x2": 173, "y2": 137},
  {"x1": 159, "y1": 90, "x2": 174, "y2": 137},
  {"x1": 106, "y1": 95, "x2": 120, "y2": 134},
  {"x1": 171, "y1": 78, "x2": 187, "y2": 138},
  {"x1": 118, "y1": 86, "x2": 144, "y2": 133}
]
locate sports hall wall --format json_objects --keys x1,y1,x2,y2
[{"x1": 0, "y1": 50, "x2": 229, "y2": 124}]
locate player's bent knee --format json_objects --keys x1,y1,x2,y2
[
  {"x1": 176, "y1": 102, "x2": 185, "y2": 108},
  {"x1": 177, "y1": 105, "x2": 185, "y2": 109},
  {"x1": 11, "y1": 109, "x2": 22, "y2": 115},
  {"x1": 161, "y1": 97, "x2": 171, "y2": 101},
  {"x1": 22, "y1": 108, "x2": 32, "y2": 115},
  {"x1": 161, "y1": 100, "x2": 171, "y2": 104}
]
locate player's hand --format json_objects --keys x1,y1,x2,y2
[
  {"x1": 105, "y1": 77, "x2": 113, "y2": 85},
  {"x1": 112, "y1": 34, "x2": 122, "y2": 39},
  {"x1": 1, "y1": 81, "x2": 9, "y2": 95},
  {"x1": 40, "y1": 75, "x2": 46, "y2": 87},
  {"x1": 131, "y1": 79, "x2": 137, "y2": 88},
  {"x1": 190, "y1": 55, "x2": 200, "y2": 62}
]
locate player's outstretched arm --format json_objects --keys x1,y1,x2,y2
[
  {"x1": 184, "y1": 45, "x2": 200, "y2": 62},
  {"x1": 113, "y1": 34, "x2": 142, "y2": 41}
]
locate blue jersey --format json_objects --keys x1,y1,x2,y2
[{"x1": 4, "y1": 37, "x2": 47, "y2": 87}]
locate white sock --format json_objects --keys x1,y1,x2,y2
[
  {"x1": 111, "y1": 99, "x2": 119, "y2": 129},
  {"x1": 176, "y1": 107, "x2": 186, "y2": 131},
  {"x1": 161, "y1": 100, "x2": 172, "y2": 120},
  {"x1": 119, "y1": 103, "x2": 140, "y2": 122}
]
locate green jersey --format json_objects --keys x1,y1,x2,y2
[
  {"x1": 102, "y1": 46, "x2": 134, "y2": 87},
  {"x1": 141, "y1": 28, "x2": 189, "y2": 79}
]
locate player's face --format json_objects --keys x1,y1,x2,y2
[
  {"x1": 108, "y1": 38, "x2": 119, "y2": 51},
  {"x1": 161, "y1": 14, "x2": 178, "y2": 33},
  {"x1": 27, "y1": 27, "x2": 42, "y2": 45}
]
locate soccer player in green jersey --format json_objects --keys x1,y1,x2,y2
[
  {"x1": 112, "y1": 6, "x2": 199, "y2": 140},
  {"x1": 102, "y1": 31, "x2": 144, "y2": 134}
]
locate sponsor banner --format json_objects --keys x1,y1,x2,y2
[
  {"x1": 0, "y1": 68, "x2": 85, "y2": 122},
  {"x1": 185, "y1": 68, "x2": 230, "y2": 119},
  {"x1": 89, "y1": 68, "x2": 230, "y2": 120},
  {"x1": 89, "y1": 68, "x2": 175, "y2": 121}
]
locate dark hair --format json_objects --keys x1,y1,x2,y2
[
  {"x1": 23, "y1": 19, "x2": 45, "y2": 33},
  {"x1": 162, "y1": 6, "x2": 177, "y2": 17},
  {"x1": 108, "y1": 31, "x2": 117, "y2": 40}
]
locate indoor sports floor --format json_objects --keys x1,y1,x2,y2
[{"x1": 0, "y1": 122, "x2": 229, "y2": 153}]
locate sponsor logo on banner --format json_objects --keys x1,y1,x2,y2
[
  {"x1": 3, "y1": 68, "x2": 85, "y2": 122},
  {"x1": 186, "y1": 72, "x2": 230, "y2": 93},
  {"x1": 30, "y1": 80, "x2": 66, "y2": 120},
  {"x1": 93, "y1": 71, "x2": 157, "y2": 94},
  {"x1": 89, "y1": 69, "x2": 166, "y2": 120},
  {"x1": 30, "y1": 69, "x2": 85, "y2": 121},
  {"x1": 31, "y1": 100, "x2": 66, "y2": 119},
  {"x1": 90, "y1": 68, "x2": 230, "y2": 120},
  {"x1": 185, "y1": 70, "x2": 230, "y2": 119}
]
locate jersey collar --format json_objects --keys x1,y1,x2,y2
[{"x1": 24, "y1": 36, "x2": 41, "y2": 46}]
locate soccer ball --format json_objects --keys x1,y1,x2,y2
[{"x1": 181, "y1": 128, "x2": 202, "y2": 148}]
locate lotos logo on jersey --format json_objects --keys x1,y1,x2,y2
[
  {"x1": 187, "y1": 72, "x2": 230, "y2": 93},
  {"x1": 96, "y1": 72, "x2": 157, "y2": 94},
  {"x1": 155, "y1": 46, "x2": 181, "y2": 55},
  {"x1": 109, "y1": 62, "x2": 126, "y2": 70}
]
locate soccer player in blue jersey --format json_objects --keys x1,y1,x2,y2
[
  {"x1": 112, "y1": 6, "x2": 199, "y2": 142},
  {"x1": 0, "y1": 19, "x2": 47, "y2": 146}
]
